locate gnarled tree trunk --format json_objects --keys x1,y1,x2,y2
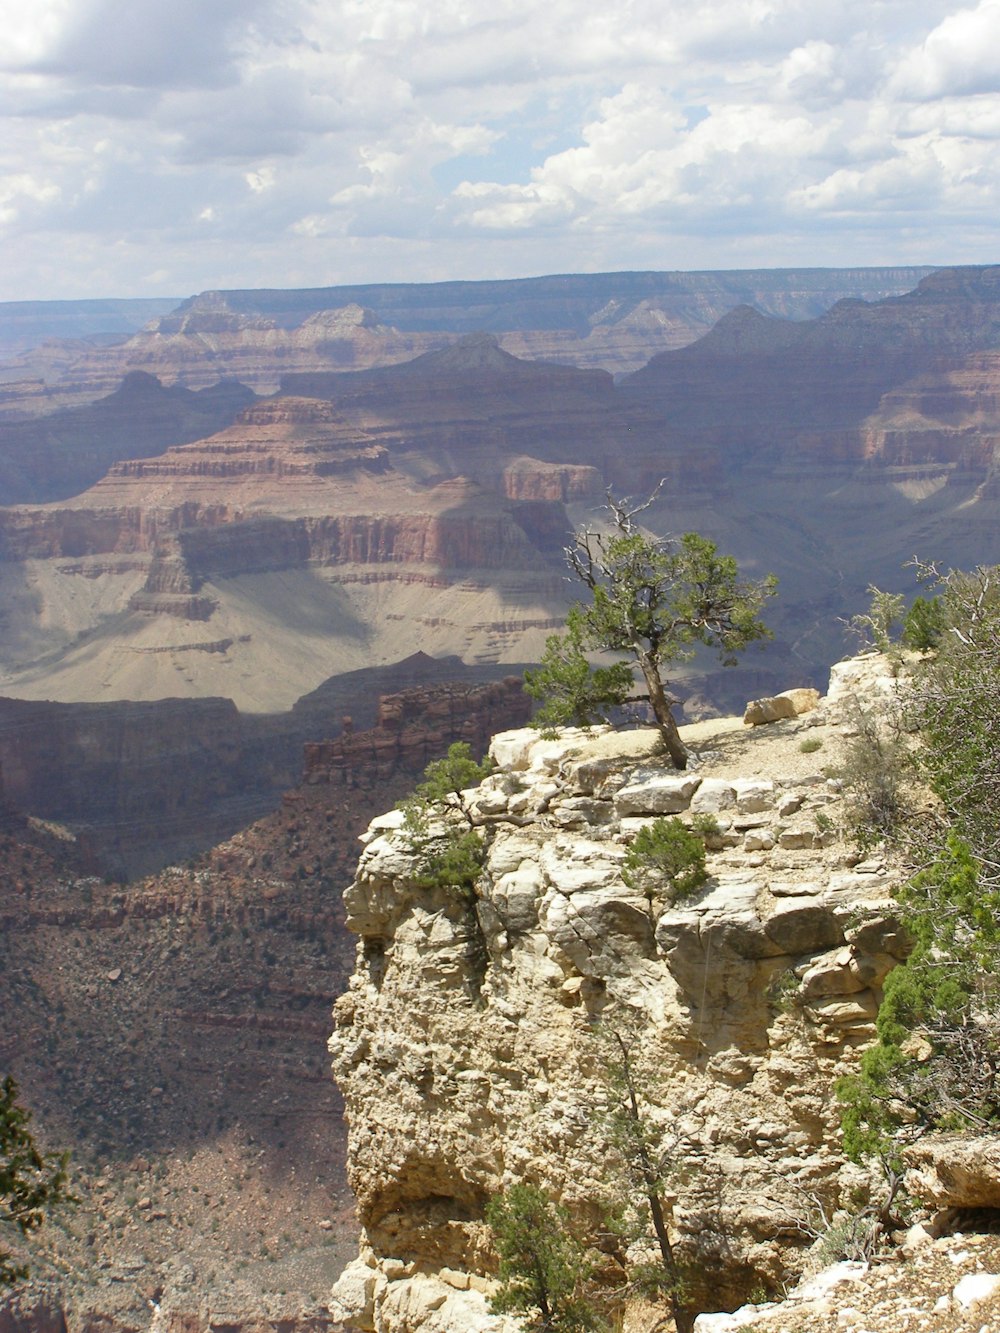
[{"x1": 637, "y1": 654, "x2": 688, "y2": 768}]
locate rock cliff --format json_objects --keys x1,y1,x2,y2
[
  {"x1": 0, "y1": 391, "x2": 574, "y2": 711},
  {"x1": 329, "y1": 656, "x2": 914, "y2": 1331},
  {"x1": 1, "y1": 272, "x2": 930, "y2": 409}
]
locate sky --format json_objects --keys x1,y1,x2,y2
[{"x1": 2, "y1": 0, "x2": 1000, "y2": 301}]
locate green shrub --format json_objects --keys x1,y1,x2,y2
[
  {"x1": 398, "y1": 743, "x2": 492, "y2": 900},
  {"x1": 690, "y1": 812, "x2": 721, "y2": 839},
  {"x1": 846, "y1": 584, "x2": 905, "y2": 652},
  {"x1": 524, "y1": 606, "x2": 633, "y2": 731},
  {"x1": 485, "y1": 1184, "x2": 601, "y2": 1331},
  {"x1": 902, "y1": 595, "x2": 945, "y2": 650},
  {"x1": 840, "y1": 700, "x2": 910, "y2": 852},
  {"x1": 409, "y1": 826, "x2": 485, "y2": 898},
  {"x1": 799, "y1": 737, "x2": 823, "y2": 754},
  {"x1": 622, "y1": 817, "x2": 708, "y2": 906}
]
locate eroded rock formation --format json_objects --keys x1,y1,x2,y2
[
  {"x1": 1, "y1": 271, "x2": 931, "y2": 408},
  {"x1": 0, "y1": 657, "x2": 529, "y2": 878},
  {"x1": 329, "y1": 657, "x2": 913, "y2": 1331}
]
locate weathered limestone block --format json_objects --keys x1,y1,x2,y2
[
  {"x1": 904, "y1": 1135, "x2": 1000, "y2": 1207},
  {"x1": 491, "y1": 861, "x2": 544, "y2": 935},
  {"x1": 733, "y1": 779, "x2": 775, "y2": 813},
  {"x1": 799, "y1": 947, "x2": 866, "y2": 999},
  {"x1": 329, "y1": 1256, "x2": 378, "y2": 1329},
  {"x1": 776, "y1": 793, "x2": 805, "y2": 818},
  {"x1": 691, "y1": 778, "x2": 737, "y2": 814},
  {"x1": 777, "y1": 827, "x2": 819, "y2": 850},
  {"x1": 537, "y1": 837, "x2": 623, "y2": 893},
  {"x1": 360, "y1": 808, "x2": 407, "y2": 845},
  {"x1": 548, "y1": 795, "x2": 615, "y2": 828},
  {"x1": 847, "y1": 950, "x2": 896, "y2": 988},
  {"x1": 844, "y1": 912, "x2": 912, "y2": 958},
  {"x1": 743, "y1": 687, "x2": 822, "y2": 726},
  {"x1": 826, "y1": 653, "x2": 901, "y2": 710},
  {"x1": 657, "y1": 879, "x2": 781, "y2": 962},
  {"x1": 488, "y1": 727, "x2": 605, "y2": 773},
  {"x1": 743, "y1": 696, "x2": 796, "y2": 726},
  {"x1": 778, "y1": 687, "x2": 822, "y2": 714},
  {"x1": 763, "y1": 897, "x2": 844, "y2": 954},
  {"x1": 377, "y1": 1271, "x2": 515, "y2": 1333},
  {"x1": 805, "y1": 991, "x2": 879, "y2": 1026},
  {"x1": 744, "y1": 831, "x2": 775, "y2": 852},
  {"x1": 614, "y1": 773, "x2": 702, "y2": 815},
  {"x1": 540, "y1": 885, "x2": 655, "y2": 976},
  {"x1": 466, "y1": 781, "x2": 513, "y2": 819}
]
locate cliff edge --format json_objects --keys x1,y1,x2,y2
[{"x1": 328, "y1": 656, "x2": 919, "y2": 1331}]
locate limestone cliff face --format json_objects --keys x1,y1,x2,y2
[{"x1": 328, "y1": 658, "x2": 911, "y2": 1332}]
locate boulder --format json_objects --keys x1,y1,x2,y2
[
  {"x1": 743, "y1": 696, "x2": 797, "y2": 726},
  {"x1": 743, "y1": 687, "x2": 821, "y2": 726},
  {"x1": 904, "y1": 1135, "x2": 1000, "y2": 1207},
  {"x1": 614, "y1": 774, "x2": 702, "y2": 816}
]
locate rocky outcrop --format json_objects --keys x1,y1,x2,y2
[
  {"x1": 328, "y1": 658, "x2": 913, "y2": 1331},
  {"x1": 304, "y1": 677, "x2": 529, "y2": 786}
]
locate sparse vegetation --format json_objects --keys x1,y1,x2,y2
[
  {"x1": 622, "y1": 817, "x2": 709, "y2": 908},
  {"x1": 838, "y1": 562, "x2": 1000, "y2": 1234},
  {"x1": 799, "y1": 736, "x2": 823, "y2": 753},
  {"x1": 845, "y1": 584, "x2": 906, "y2": 653},
  {"x1": 398, "y1": 743, "x2": 492, "y2": 898},
  {"x1": 524, "y1": 606, "x2": 634, "y2": 731},
  {"x1": 596, "y1": 1028, "x2": 696, "y2": 1333},
  {"x1": 485, "y1": 1183, "x2": 601, "y2": 1331},
  {"x1": 901, "y1": 594, "x2": 945, "y2": 650},
  {"x1": 541, "y1": 487, "x2": 775, "y2": 768},
  {"x1": 0, "y1": 1076, "x2": 72, "y2": 1286},
  {"x1": 839, "y1": 699, "x2": 911, "y2": 853}
]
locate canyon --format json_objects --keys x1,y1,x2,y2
[
  {"x1": 5, "y1": 264, "x2": 1000, "y2": 1332},
  {"x1": 0, "y1": 269, "x2": 931, "y2": 405},
  {"x1": 6, "y1": 267, "x2": 1000, "y2": 756},
  {"x1": 0, "y1": 673, "x2": 530, "y2": 1331}
]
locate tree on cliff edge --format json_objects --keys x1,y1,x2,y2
[
  {"x1": 558, "y1": 489, "x2": 776, "y2": 768},
  {"x1": 1, "y1": 1076, "x2": 71, "y2": 1287}
]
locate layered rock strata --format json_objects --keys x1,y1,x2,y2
[
  {"x1": 0, "y1": 392, "x2": 573, "y2": 710},
  {"x1": 329, "y1": 657, "x2": 912, "y2": 1331},
  {"x1": 1, "y1": 271, "x2": 931, "y2": 408}
]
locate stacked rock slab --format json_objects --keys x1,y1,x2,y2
[{"x1": 329, "y1": 656, "x2": 911, "y2": 1333}]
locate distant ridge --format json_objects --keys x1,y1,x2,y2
[{"x1": 159, "y1": 266, "x2": 935, "y2": 334}]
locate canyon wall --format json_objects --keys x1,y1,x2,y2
[
  {"x1": 8, "y1": 267, "x2": 1000, "y2": 736},
  {"x1": 1, "y1": 270, "x2": 932, "y2": 405},
  {"x1": 328, "y1": 658, "x2": 913, "y2": 1332},
  {"x1": 0, "y1": 671, "x2": 531, "y2": 1332},
  {"x1": 0, "y1": 373, "x2": 255, "y2": 504},
  {"x1": 0, "y1": 659, "x2": 529, "y2": 878}
]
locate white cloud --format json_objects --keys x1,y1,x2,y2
[
  {"x1": 890, "y1": 0, "x2": 1000, "y2": 99},
  {"x1": 1, "y1": 0, "x2": 1000, "y2": 299}
]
